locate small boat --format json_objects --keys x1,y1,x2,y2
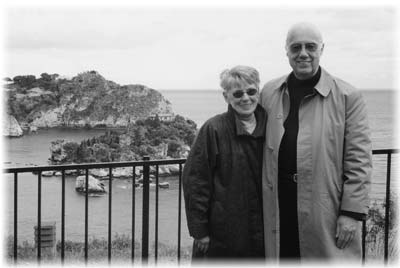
[
  {"x1": 65, "y1": 170, "x2": 75, "y2": 175},
  {"x1": 159, "y1": 182, "x2": 170, "y2": 189},
  {"x1": 90, "y1": 169, "x2": 108, "y2": 178}
]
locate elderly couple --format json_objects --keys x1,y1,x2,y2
[{"x1": 182, "y1": 22, "x2": 372, "y2": 263}]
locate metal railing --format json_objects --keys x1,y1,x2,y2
[
  {"x1": 4, "y1": 149, "x2": 398, "y2": 264},
  {"x1": 5, "y1": 157, "x2": 186, "y2": 264},
  {"x1": 362, "y1": 149, "x2": 398, "y2": 264}
]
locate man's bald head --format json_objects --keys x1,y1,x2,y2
[
  {"x1": 285, "y1": 22, "x2": 324, "y2": 80},
  {"x1": 286, "y1": 22, "x2": 323, "y2": 47}
]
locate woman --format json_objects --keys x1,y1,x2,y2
[{"x1": 182, "y1": 66, "x2": 266, "y2": 260}]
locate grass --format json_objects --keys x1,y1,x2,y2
[
  {"x1": 6, "y1": 231, "x2": 397, "y2": 265},
  {"x1": 364, "y1": 226, "x2": 398, "y2": 264},
  {"x1": 5, "y1": 198, "x2": 398, "y2": 264},
  {"x1": 5, "y1": 233, "x2": 192, "y2": 265}
]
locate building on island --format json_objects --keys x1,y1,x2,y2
[{"x1": 149, "y1": 113, "x2": 175, "y2": 122}]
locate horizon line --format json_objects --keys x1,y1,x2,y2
[{"x1": 158, "y1": 88, "x2": 397, "y2": 91}]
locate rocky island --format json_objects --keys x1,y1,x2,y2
[
  {"x1": 3, "y1": 71, "x2": 174, "y2": 136},
  {"x1": 50, "y1": 114, "x2": 196, "y2": 164},
  {"x1": 4, "y1": 70, "x2": 198, "y2": 182}
]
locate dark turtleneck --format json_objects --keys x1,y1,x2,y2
[
  {"x1": 277, "y1": 67, "x2": 322, "y2": 259},
  {"x1": 278, "y1": 67, "x2": 321, "y2": 176}
]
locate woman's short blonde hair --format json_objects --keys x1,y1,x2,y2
[{"x1": 220, "y1": 65, "x2": 260, "y2": 91}]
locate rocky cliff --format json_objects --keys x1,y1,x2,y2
[
  {"x1": 4, "y1": 71, "x2": 174, "y2": 134},
  {"x1": 3, "y1": 114, "x2": 23, "y2": 137}
]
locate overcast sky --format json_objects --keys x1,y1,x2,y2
[{"x1": 3, "y1": 4, "x2": 398, "y2": 90}]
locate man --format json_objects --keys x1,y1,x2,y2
[{"x1": 260, "y1": 22, "x2": 372, "y2": 261}]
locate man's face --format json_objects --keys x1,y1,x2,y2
[
  {"x1": 286, "y1": 28, "x2": 324, "y2": 80},
  {"x1": 223, "y1": 83, "x2": 259, "y2": 117}
]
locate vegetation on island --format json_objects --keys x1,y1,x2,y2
[
  {"x1": 5, "y1": 73, "x2": 61, "y2": 121},
  {"x1": 50, "y1": 114, "x2": 197, "y2": 164},
  {"x1": 4, "y1": 71, "x2": 173, "y2": 129}
]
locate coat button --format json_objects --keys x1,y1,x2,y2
[{"x1": 267, "y1": 182, "x2": 273, "y2": 189}]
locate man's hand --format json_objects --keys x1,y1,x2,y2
[
  {"x1": 194, "y1": 236, "x2": 210, "y2": 253},
  {"x1": 336, "y1": 215, "x2": 357, "y2": 249}
]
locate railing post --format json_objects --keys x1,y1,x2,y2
[
  {"x1": 155, "y1": 165, "x2": 159, "y2": 263},
  {"x1": 132, "y1": 166, "x2": 136, "y2": 263},
  {"x1": 85, "y1": 169, "x2": 89, "y2": 263},
  {"x1": 142, "y1": 156, "x2": 150, "y2": 264},
  {"x1": 108, "y1": 167, "x2": 113, "y2": 263},
  {"x1": 61, "y1": 170, "x2": 65, "y2": 263},
  {"x1": 14, "y1": 172, "x2": 18, "y2": 264},
  {"x1": 177, "y1": 164, "x2": 183, "y2": 263},
  {"x1": 37, "y1": 172, "x2": 42, "y2": 263},
  {"x1": 362, "y1": 220, "x2": 366, "y2": 264},
  {"x1": 384, "y1": 152, "x2": 392, "y2": 264}
]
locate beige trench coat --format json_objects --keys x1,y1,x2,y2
[{"x1": 260, "y1": 68, "x2": 372, "y2": 261}]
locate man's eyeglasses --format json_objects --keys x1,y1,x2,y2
[
  {"x1": 231, "y1": 88, "x2": 258, "y2": 98},
  {"x1": 288, "y1": 42, "x2": 320, "y2": 54}
]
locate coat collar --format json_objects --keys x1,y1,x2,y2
[
  {"x1": 227, "y1": 104, "x2": 266, "y2": 138},
  {"x1": 276, "y1": 67, "x2": 334, "y2": 98}
]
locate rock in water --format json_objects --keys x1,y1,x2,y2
[
  {"x1": 3, "y1": 114, "x2": 23, "y2": 137},
  {"x1": 75, "y1": 175, "x2": 106, "y2": 194},
  {"x1": 90, "y1": 169, "x2": 109, "y2": 178},
  {"x1": 42, "y1": 171, "x2": 54, "y2": 177}
]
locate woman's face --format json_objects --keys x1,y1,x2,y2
[{"x1": 223, "y1": 83, "x2": 259, "y2": 117}]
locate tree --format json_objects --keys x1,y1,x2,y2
[
  {"x1": 93, "y1": 144, "x2": 110, "y2": 162},
  {"x1": 132, "y1": 126, "x2": 147, "y2": 146},
  {"x1": 13, "y1": 75, "x2": 36, "y2": 88},
  {"x1": 63, "y1": 142, "x2": 79, "y2": 163},
  {"x1": 76, "y1": 142, "x2": 91, "y2": 163},
  {"x1": 153, "y1": 114, "x2": 161, "y2": 127},
  {"x1": 167, "y1": 140, "x2": 182, "y2": 158},
  {"x1": 40, "y1": 73, "x2": 52, "y2": 81}
]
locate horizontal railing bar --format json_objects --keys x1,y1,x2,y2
[
  {"x1": 4, "y1": 149, "x2": 398, "y2": 174},
  {"x1": 5, "y1": 149, "x2": 399, "y2": 174},
  {"x1": 5, "y1": 150, "x2": 397, "y2": 174},
  {"x1": 372, "y1": 149, "x2": 398, "y2": 155},
  {"x1": 4, "y1": 159, "x2": 187, "y2": 174}
]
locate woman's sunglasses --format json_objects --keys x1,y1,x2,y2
[{"x1": 232, "y1": 88, "x2": 258, "y2": 98}]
